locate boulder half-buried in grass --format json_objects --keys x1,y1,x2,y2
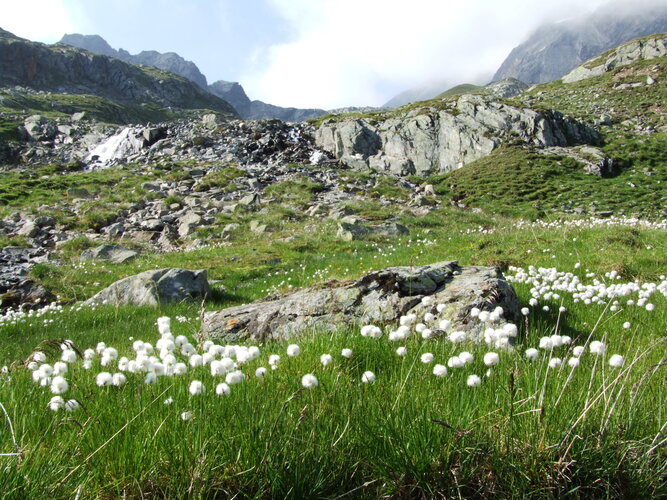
[
  {"x1": 202, "y1": 261, "x2": 520, "y2": 343},
  {"x1": 86, "y1": 268, "x2": 209, "y2": 306}
]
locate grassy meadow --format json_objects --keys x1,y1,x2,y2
[{"x1": 0, "y1": 207, "x2": 665, "y2": 499}]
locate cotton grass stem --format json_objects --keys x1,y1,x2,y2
[{"x1": 0, "y1": 400, "x2": 20, "y2": 456}]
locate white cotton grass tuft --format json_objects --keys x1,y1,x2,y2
[
  {"x1": 112, "y1": 373, "x2": 127, "y2": 386},
  {"x1": 216, "y1": 383, "x2": 231, "y2": 396},
  {"x1": 164, "y1": 397, "x2": 174, "y2": 405},
  {"x1": 268, "y1": 354, "x2": 281, "y2": 367},
  {"x1": 521, "y1": 307, "x2": 530, "y2": 316},
  {"x1": 255, "y1": 367, "x2": 267, "y2": 378},
  {"x1": 96, "y1": 372, "x2": 113, "y2": 387},
  {"x1": 61, "y1": 349, "x2": 77, "y2": 363},
  {"x1": 548, "y1": 358, "x2": 562, "y2": 369},
  {"x1": 50, "y1": 376, "x2": 68, "y2": 395},
  {"x1": 525, "y1": 348, "x2": 539, "y2": 360},
  {"x1": 590, "y1": 341, "x2": 606, "y2": 355},
  {"x1": 301, "y1": 373, "x2": 318, "y2": 388},
  {"x1": 180, "y1": 411, "x2": 193, "y2": 421},
  {"x1": 33, "y1": 351, "x2": 47, "y2": 363},
  {"x1": 433, "y1": 364, "x2": 447, "y2": 377},
  {"x1": 396, "y1": 346, "x2": 407, "y2": 357},
  {"x1": 572, "y1": 346, "x2": 585, "y2": 358},
  {"x1": 361, "y1": 325, "x2": 382, "y2": 339},
  {"x1": 53, "y1": 362, "x2": 68, "y2": 376},
  {"x1": 64, "y1": 399, "x2": 80, "y2": 412},
  {"x1": 189, "y1": 380, "x2": 205, "y2": 395},
  {"x1": 320, "y1": 354, "x2": 333, "y2": 367},
  {"x1": 439, "y1": 319, "x2": 451, "y2": 331},
  {"x1": 568, "y1": 357, "x2": 580, "y2": 368},
  {"x1": 361, "y1": 371, "x2": 376, "y2": 383},
  {"x1": 286, "y1": 344, "x2": 301, "y2": 357},
  {"x1": 447, "y1": 356, "x2": 464, "y2": 369},
  {"x1": 420, "y1": 352, "x2": 434, "y2": 364},
  {"x1": 144, "y1": 372, "x2": 157, "y2": 384},
  {"x1": 225, "y1": 370, "x2": 245, "y2": 385},
  {"x1": 48, "y1": 396, "x2": 64, "y2": 411},
  {"x1": 608, "y1": 354, "x2": 625, "y2": 368},
  {"x1": 467, "y1": 375, "x2": 482, "y2": 387},
  {"x1": 459, "y1": 351, "x2": 474, "y2": 365},
  {"x1": 341, "y1": 348, "x2": 353, "y2": 359},
  {"x1": 483, "y1": 352, "x2": 500, "y2": 366}
]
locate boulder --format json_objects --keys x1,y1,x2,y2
[
  {"x1": 86, "y1": 268, "x2": 209, "y2": 306},
  {"x1": 22, "y1": 115, "x2": 57, "y2": 142},
  {"x1": 80, "y1": 244, "x2": 138, "y2": 264},
  {"x1": 337, "y1": 220, "x2": 409, "y2": 241},
  {"x1": 201, "y1": 261, "x2": 520, "y2": 343}
]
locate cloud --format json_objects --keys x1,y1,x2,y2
[
  {"x1": 243, "y1": 0, "x2": 610, "y2": 109},
  {"x1": 2, "y1": 0, "x2": 77, "y2": 43}
]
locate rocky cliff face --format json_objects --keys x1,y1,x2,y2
[
  {"x1": 315, "y1": 94, "x2": 598, "y2": 176},
  {"x1": 493, "y1": 1, "x2": 667, "y2": 84},
  {"x1": 0, "y1": 30, "x2": 237, "y2": 119},
  {"x1": 61, "y1": 34, "x2": 209, "y2": 89}
]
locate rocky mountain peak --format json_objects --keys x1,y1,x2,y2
[{"x1": 493, "y1": 1, "x2": 667, "y2": 84}]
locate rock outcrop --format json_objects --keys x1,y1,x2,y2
[
  {"x1": 201, "y1": 261, "x2": 520, "y2": 343},
  {"x1": 80, "y1": 244, "x2": 138, "y2": 264},
  {"x1": 315, "y1": 94, "x2": 599, "y2": 176},
  {"x1": 87, "y1": 268, "x2": 209, "y2": 306},
  {"x1": 562, "y1": 34, "x2": 667, "y2": 83}
]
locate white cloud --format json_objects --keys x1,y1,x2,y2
[
  {"x1": 2, "y1": 0, "x2": 77, "y2": 43},
  {"x1": 244, "y1": 0, "x2": 610, "y2": 109}
]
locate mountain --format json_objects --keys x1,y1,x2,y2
[
  {"x1": 60, "y1": 34, "x2": 208, "y2": 88},
  {"x1": 493, "y1": 0, "x2": 667, "y2": 84},
  {"x1": 62, "y1": 34, "x2": 327, "y2": 122},
  {"x1": 0, "y1": 28, "x2": 237, "y2": 123},
  {"x1": 207, "y1": 80, "x2": 326, "y2": 121}
]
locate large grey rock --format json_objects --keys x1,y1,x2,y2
[
  {"x1": 201, "y1": 261, "x2": 520, "y2": 343},
  {"x1": 22, "y1": 115, "x2": 57, "y2": 142},
  {"x1": 80, "y1": 244, "x2": 138, "y2": 264},
  {"x1": 337, "y1": 221, "x2": 409, "y2": 241},
  {"x1": 316, "y1": 94, "x2": 598, "y2": 176},
  {"x1": 87, "y1": 268, "x2": 209, "y2": 306}
]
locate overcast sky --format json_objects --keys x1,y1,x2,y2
[{"x1": 0, "y1": 0, "x2": 643, "y2": 108}]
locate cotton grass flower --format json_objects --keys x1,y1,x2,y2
[
  {"x1": 53, "y1": 362, "x2": 67, "y2": 376},
  {"x1": 483, "y1": 352, "x2": 500, "y2": 366},
  {"x1": 144, "y1": 372, "x2": 157, "y2": 384},
  {"x1": 590, "y1": 341, "x2": 606, "y2": 355},
  {"x1": 608, "y1": 354, "x2": 625, "y2": 367},
  {"x1": 164, "y1": 397, "x2": 174, "y2": 405},
  {"x1": 525, "y1": 348, "x2": 539, "y2": 360},
  {"x1": 61, "y1": 349, "x2": 77, "y2": 363},
  {"x1": 548, "y1": 358, "x2": 562, "y2": 369},
  {"x1": 96, "y1": 372, "x2": 113, "y2": 387},
  {"x1": 216, "y1": 383, "x2": 231, "y2": 396},
  {"x1": 301, "y1": 373, "x2": 318, "y2": 388},
  {"x1": 433, "y1": 364, "x2": 447, "y2": 377},
  {"x1": 268, "y1": 354, "x2": 281, "y2": 367},
  {"x1": 521, "y1": 307, "x2": 530, "y2": 316},
  {"x1": 112, "y1": 373, "x2": 126, "y2": 386},
  {"x1": 50, "y1": 376, "x2": 68, "y2": 394},
  {"x1": 180, "y1": 411, "x2": 193, "y2": 421},
  {"x1": 572, "y1": 346, "x2": 585, "y2": 357},
  {"x1": 420, "y1": 353, "x2": 434, "y2": 364},
  {"x1": 467, "y1": 375, "x2": 481, "y2": 387},
  {"x1": 225, "y1": 370, "x2": 244, "y2": 385},
  {"x1": 396, "y1": 346, "x2": 407, "y2": 357},
  {"x1": 459, "y1": 351, "x2": 474, "y2": 364},
  {"x1": 48, "y1": 396, "x2": 64, "y2": 411},
  {"x1": 361, "y1": 371, "x2": 376, "y2": 383},
  {"x1": 33, "y1": 351, "x2": 46, "y2": 363},
  {"x1": 64, "y1": 400, "x2": 80, "y2": 412},
  {"x1": 255, "y1": 367, "x2": 267, "y2": 378},
  {"x1": 341, "y1": 348, "x2": 353, "y2": 359},
  {"x1": 320, "y1": 354, "x2": 333, "y2": 366},
  {"x1": 439, "y1": 319, "x2": 451, "y2": 331},
  {"x1": 623, "y1": 321, "x2": 631, "y2": 329},
  {"x1": 568, "y1": 357, "x2": 580, "y2": 368},
  {"x1": 287, "y1": 344, "x2": 301, "y2": 357},
  {"x1": 189, "y1": 380, "x2": 205, "y2": 395},
  {"x1": 447, "y1": 356, "x2": 464, "y2": 368}
]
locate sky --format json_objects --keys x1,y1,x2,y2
[{"x1": 0, "y1": 0, "x2": 644, "y2": 109}]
